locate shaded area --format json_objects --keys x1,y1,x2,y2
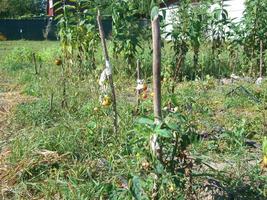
[
  {"x1": 0, "y1": 18, "x2": 113, "y2": 40},
  {"x1": 0, "y1": 18, "x2": 57, "y2": 40}
]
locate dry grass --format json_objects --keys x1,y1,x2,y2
[
  {"x1": 0, "y1": 149, "x2": 70, "y2": 199},
  {"x1": 0, "y1": 83, "x2": 36, "y2": 198},
  {"x1": 0, "y1": 91, "x2": 34, "y2": 133}
]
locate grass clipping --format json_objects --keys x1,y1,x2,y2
[{"x1": 0, "y1": 150, "x2": 70, "y2": 197}]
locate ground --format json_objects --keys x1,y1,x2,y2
[{"x1": 0, "y1": 41, "x2": 266, "y2": 199}]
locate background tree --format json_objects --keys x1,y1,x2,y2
[
  {"x1": 189, "y1": 1, "x2": 210, "y2": 78},
  {"x1": 0, "y1": 0, "x2": 43, "y2": 18},
  {"x1": 242, "y1": 0, "x2": 267, "y2": 76},
  {"x1": 0, "y1": 0, "x2": 9, "y2": 17},
  {"x1": 208, "y1": 0, "x2": 233, "y2": 77},
  {"x1": 111, "y1": 0, "x2": 144, "y2": 73},
  {"x1": 169, "y1": 0, "x2": 190, "y2": 86}
]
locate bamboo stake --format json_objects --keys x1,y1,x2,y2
[{"x1": 97, "y1": 10, "x2": 118, "y2": 134}]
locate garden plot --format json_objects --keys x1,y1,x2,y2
[{"x1": 0, "y1": 37, "x2": 266, "y2": 199}]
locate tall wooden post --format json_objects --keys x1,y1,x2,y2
[
  {"x1": 152, "y1": 16, "x2": 162, "y2": 123},
  {"x1": 150, "y1": 14, "x2": 162, "y2": 159},
  {"x1": 97, "y1": 10, "x2": 118, "y2": 134}
]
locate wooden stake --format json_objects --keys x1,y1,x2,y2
[
  {"x1": 61, "y1": 62, "x2": 68, "y2": 108},
  {"x1": 49, "y1": 92, "x2": 54, "y2": 112},
  {"x1": 152, "y1": 16, "x2": 162, "y2": 122},
  {"x1": 136, "y1": 59, "x2": 141, "y2": 106},
  {"x1": 97, "y1": 10, "x2": 118, "y2": 134},
  {"x1": 150, "y1": 15, "x2": 162, "y2": 160},
  {"x1": 260, "y1": 40, "x2": 263, "y2": 77},
  {"x1": 32, "y1": 53, "x2": 38, "y2": 75}
]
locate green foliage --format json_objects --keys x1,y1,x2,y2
[
  {"x1": 1, "y1": 43, "x2": 266, "y2": 198},
  {"x1": 0, "y1": 0, "x2": 44, "y2": 18},
  {"x1": 221, "y1": 119, "x2": 247, "y2": 149},
  {"x1": 242, "y1": 0, "x2": 267, "y2": 76},
  {"x1": 243, "y1": 0, "x2": 267, "y2": 52},
  {"x1": 169, "y1": 0, "x2": 236, "y2": 80},
  {"x1": 56, "y1": 0, "x2": 99, "y2": 74},
  {"x1": 15, "y1": 99, "x2": 62, "y2": 127},
  {"x1": 209, "y1": 0, "x2": 234, "y2": 47},
  {"x1": 2, "y1": 0, "x2": 267, "y2": 197},
  {"x1": 263, "y1": 137, "x2": 267, "y2": 156},
  {"x1": 111, "y1": 0, "x2": 145, "y2": 72},
  {"x1": 2, "y1": 47, "x2": 33, "y2": 71}
]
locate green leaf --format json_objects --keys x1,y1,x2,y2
[
  {"x1": 155, "y1": 128, "x2": 172, "y2": 138},
  {"x1": 87, "y1": 122, "x2": 97, "y2": 130},
  {"x1": 151, "y1": 6, "x2": 159, "y2": 21},
  {"x1": 155, "y1": 162, "x2": 164, "y2": 174},
  {"x1": 131, "y1": 176, "x2": 142, "y2": 200},
  {"x1": 165, "y1": 121, "x2": 179, "y2": 131},
  {"x1": 55, "y1": 13, "x2": 63, "y2": 20},
  {"x1": 263, "y1": 137, "x2": 267, "y2": 155},
  {"x1": 65, "y1": 5, "x2": 76, "y2": 10},
  {"x1": 137, "y1": 117, "x2": 154, "y2": 126},
  {"x1": 54, "y1": 1, "x2": 62, "y2": 7}
]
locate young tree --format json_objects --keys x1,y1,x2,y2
[
  {"x1": 209, "y1": 0, "x2": 233, "y2": 76},
  {"x1": 243, "y1": 0, "x2": 267, "y2": 76},
  {"x1": 170, "y1": 0, "x2": 190, "y2": 85},
  {"x1": 189, "y1": 1, "x2": 210, "y2": 78},
  {"x1": 111, "y1": 0, "x2": 145, "y2": 73},
  {"x1": 170, "y1": 0, "x2": 209, "y2": 81}
]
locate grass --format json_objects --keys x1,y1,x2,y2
[
  {"x1": 0, "y1": 41, "x2": 266, "y2": 199},
  {"x1": 0, "y1": 40, "x2": 59, "y2": 59}
]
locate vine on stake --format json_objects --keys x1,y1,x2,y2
[
  {"x1": 136, "y1": 60, "x2": 149, "y2": 108},
  {"x1": 97, "y1": 10, "x2": 118, "y2": 134},
  {"x1": 136, "y1": 59, "x2": 142, "y2": 107}
]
